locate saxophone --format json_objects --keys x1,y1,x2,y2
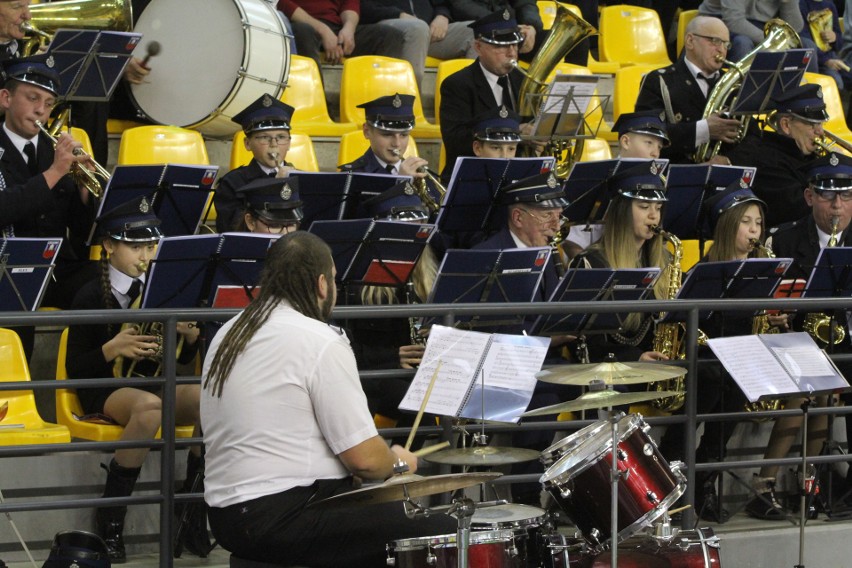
[
  {"x1": 693, "y1": 19, "x2": 801, "y2": 162},
  {"x1": 803, "y1": 215, "x2": 847, "y2": 345},
  {"x1": 549, "y1": 216, "x2": 570, "y2": 278}
]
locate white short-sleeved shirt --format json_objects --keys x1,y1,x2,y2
[{"x1": 201, "y1": 302, "x2": 378, "y2": 508}]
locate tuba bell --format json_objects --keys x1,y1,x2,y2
[{"x1": 22, "y1": 0, "x2": 134, "y2": 56}]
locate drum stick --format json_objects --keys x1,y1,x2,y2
[
  {"x1": 404, "y1": 360, "x2": 443, "y2": 451},
  {"x1": 667, "y1": 504, "x2": 692, "y2": 515},
  {"x1": 412, "y1": 441, "x2": 451, "y2": 457},
  {"x1": 141, "y1": 41, "x2": 161, "y2": 68}
]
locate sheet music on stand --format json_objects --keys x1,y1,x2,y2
[
  {"x1": 437, "y1": 156, "x2": 556, "y2": 236},
  {"x1": 88, "y1": 164, "x2": 218, "y2": 243},
  {"x1": 142, "y1": 232, "x2": 278, "y2": 309},
  {"x1": 308, "y1": 219, "x2": 436, "y2": 286},
  {"x1": 527, "y1": 74, "x2": 607, "y2": 140},
  {"x1": 662, "y1": 257, "x2": 793, "y2": 323},
  {"x1": 425, "y1": 247, "x2": 550, "y2": 333},
  {"x1": 288, "y1": 171, "x2": 409, "y2": 229},
  {"x1": 0, "y1": 238, "x2": 62, "y2": 311},
  {"x1": 729, "y1": 49, "x2": 812, "y2": 116},
  {"x1": 48, "y1": 29, "x2": 142, "y2": 101},
  {"x1": 529, "y1": 267, "x2": 661, "y2": 336}
]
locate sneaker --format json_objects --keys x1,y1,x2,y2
[{"x1": 746, "y1": 476, "x2": 787, "y2": 521}]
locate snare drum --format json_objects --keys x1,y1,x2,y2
[
  {"x1": 130, "y1": 0, "x2": 290, "y2": 137},
  {"x1": 387, "y1": 529, "x2": 518, "y2": 568},
  {"x1": 472, "y1": 504, "x2": 548, "y2": 567},
  {"x1": 541, "y1": 414, "x2": 685, "y2": 548}
]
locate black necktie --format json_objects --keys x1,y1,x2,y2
[
  {"x1": 385, "y1": 163, "x2": 395, "y2": 174},
  {"x1": 23, "y1": 142, "x2": 38, "y2": 176},
  {"x1": 698, "y1": 73, "x2": 718, "y2": 93},
  {"x1": 127, "y1": 279, "x2": 141, "y2": 306},
  {"x1": 498, "y1": 75, "x2": 515, "y2": 111}
]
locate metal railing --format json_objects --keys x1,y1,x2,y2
[{"x1": 1, "y1": 295, "x2": 851, "y2": 566}]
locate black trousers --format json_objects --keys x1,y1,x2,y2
[{"x1": 208, "y1": 478, "x2": 457, "y2": 568}]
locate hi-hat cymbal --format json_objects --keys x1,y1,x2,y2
[
  {"x1": 425, "y1": 446, "x2": 541, "y2": 466},
  {"x1": 521, "y1": 389, "x2": 681, "y2": 417},
  {"x1": 536, "y1": 361, "x2": 684, "y2": 386},
  {"x1": 309, "y1": 472, "x2": 502, "y2": 508}
]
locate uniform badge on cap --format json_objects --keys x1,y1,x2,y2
[
  {"x1": 817, "y1": 88, "x2": 823, "y2": 99},
  {"x1": 502, "y1": 8, "x2": 510, "y2": 20},
  {"x1": 280, "y1": 183, "x2": 292, "y2": 200},
  {"x1": 546, "y1": 172, "x2": 558, "y2": 188},
  {"x1": 393, "y1": 94, "x2": 402, "y2": 108},
  {"x1": 46, "y1": 55, "x2": 54, "y2": 68},
  {"x1": 139, "y1": 197, "x2": 150, "y2": 213},
  {"x1": 830, "y1": 153, "x2": 839, "y2": 166},
  {"x1": 499, "y1": 106, "x2": 508, "y2": 118},
  {"x1": 262, "y1": 94, "x2": 273, "y2": 107},
  {"x1": 658, "y1": 111, "x2": 666, "y2": 121},
  {"x1": 403, "y1": 182, "x2": 415, "y2": 195}
]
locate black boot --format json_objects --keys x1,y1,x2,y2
[
  {"x1": 174, "y1": 452, "x2": 213, "y2": 558},
  {"x1": 96, "y1": 459, "x2": 141, "y2": 564}
]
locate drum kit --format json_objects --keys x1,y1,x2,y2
[{"x1": 313, "y1": 360, "x2": 721, "y2": 567}]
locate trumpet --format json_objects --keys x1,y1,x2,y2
[
  {"x1": 813, "y1": 130, "x2": 852, "y2": 157},
  {"x1": 389, "y1": 149, "x2": 447, "y2": 213},
  {"x1": 35, "y1": 119, "x2": 110, "y2": 198}
]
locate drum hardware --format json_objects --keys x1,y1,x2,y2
[
  {"x1": 536, "y1": 358, "x2": 685, "y2": 387},
  {"x1": 35, "y1": 119, "x2": 110, "y2": 198}
]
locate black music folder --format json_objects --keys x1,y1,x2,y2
[
  {"x1": 142, "y1": 233, "x2": 278, "y2": 309},
  {"x1": 0, "y1": 237, "x2": 62, "y2": 311},
  {"x1": 89, "y1": 164, "x2": 219, "y2": 243},
  {"x1": 529, "y1": 267, "x2": 661, "y2": 336},
  {"x1": 425, "y1": 247, "x2": 550, "y2": 332},
  {"x1": 48, "y1": 29, "x2": 142, "y2": 101},
  {"x1": 437, "y1": 156, "x2": 557, "y2": 235},
  {"x1": 289, "y1": 172, "x2": 409, "y2": 228},
  {"x1": 729, "y1": 49, "x2": 812, "y2": 116},
  {"x1": 308, "y1": 219, "x2": 435, "y2": 286},
  {"x1": 664, "y1": 164, "x2": 757, "y2": 239},
  {"x1": 804, "y1": 247, "x2": 852, "y2": 299}
]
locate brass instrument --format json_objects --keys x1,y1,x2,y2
[
  {"x1": 513, "y1": 3, "x2": 597, "y2": 177},
  {"x1": 389, "y1": 148, "x2": 447, "y2": 213},
  {"x1": 549, "y1": 216, "x2": 570, "y2": 278},
  {"x1": 693, "y1": 19, "x2": 801, "y2": 163},
  {"x1": 404, "y1": 281, "x2": 425, "y2": 346},
  {"x1": 808, "y1": 8, "x2": 833, "y2": 52},
  {"x1": 813, "y1": 131, "x2": 852, "y2": 157},
  {"x1": 22, "y1": 0, "x2": 134, "y2": 56},
  {"x1": 804, "y1": 216, "x2": 846, "y2": 345},
  {"x1": 36, "y1": 119, "x2": 110, "y2": 198}
]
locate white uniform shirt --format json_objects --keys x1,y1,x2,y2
[{"x1": 201, "y1": 301, "x2": 378, "y2": 508}]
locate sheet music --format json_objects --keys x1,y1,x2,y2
[
  {"x1": 480, "y1": 334, "x2": 549, "y2": 390},
  {"x1": 706, "y1": 335, "x2": 792, "y2": 402},
  {"x1": 772, "y1": 346, "x2": 837, "y2": 379}
]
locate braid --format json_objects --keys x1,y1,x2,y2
[
  {"x1": 204, "y1": 232, "x2": 333, "y2": 397},
  {"x1": 99, "y1": 246, "x2": 117, "y2": 335}
]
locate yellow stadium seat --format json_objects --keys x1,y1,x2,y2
[
  {"x1": 612, "y1": 64, "x2": 662, "y2": 122},
  {"x1": 438, "y1": 143, "x2": 446, "y2": 173},
  {"x1": 339, "y1": 56, "x2": 441, "y2": 139},
  {"x1": 538, "y1": 2, "x2": 619, "y2": 73},
  {"x1": 676, "y1": 9, "x2": 699, "y2": 58},
  {"x1": 802, "y1": 72, "x2": 852, "y2": 146},
  {"x1": 598, "y1": 5, "x2": 671, "y2": 68},
  {"x1": 548, "y1": 63, "x2": 616, "y2": 141},
  {"x1": 678, "y1": 239, "x2": 713, "y2": 271},
  {"x1": 578, "y1": 137, "x2": 612, "y2": 161},
  {"x1": 281, "y1": 55, "x2": 358, "y2": 137},
  {"x1": 425, "y1": 56, "x2": 443, "y2": 68},
  {"x1": 117, "y1": 125, "x2": 210, "y2": 165},
  {"x1": 229, "y1": 131, "x2": 319, "y2": 172},
  {"x1": 435, "y1": 58, "x2": 474, "y2": 124},
  {"x1": 55, "y1": 329, "x2": 195, "y2": 441},
  {"x1": 107, "y1": 119, "x2": 145, "y2": 136},
  {"x1": 68, "y1": 127, "x2": 94, "y2": 159},
  {"x1": 0, "y1": 328, "x2": 70, "y2": 445},
  {"x1": 539, "y1": 0, "x2": 558, "y2": 30},
  {"x1": 336, "y1": 130, "x2": 419, "y2": 169}
]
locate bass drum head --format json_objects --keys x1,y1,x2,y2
[{"x1": 130, "y1": 0, "x2": 289, "y2": 137}]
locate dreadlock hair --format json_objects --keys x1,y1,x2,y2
[{"x1": 204, "y1": 231, "x2": 334, "y2": 397}]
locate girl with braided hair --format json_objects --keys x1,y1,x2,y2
[{"x1": 66, "y1": 197, "x2": 204, "y2": 562}]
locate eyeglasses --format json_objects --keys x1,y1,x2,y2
[
  {"x1": 520, "y1": 208, "x2": 562, "y2": 224},
  {"x1": 691, "y1": 33, "x2": 732, "y2": 50},
  {"x1": 252, "y1": 134, "x2": 291, "y2": 145},
  {"x1": 813, "y1": 190, "x2": 852, "y2": 202},
  {"x1": 255, "y1": 218, "x2": 299, "y2": 234}
]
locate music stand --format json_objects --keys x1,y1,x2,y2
[
  {"x1": 728, "y1": 49, "x2": 812, "y2": 117},
  {"x1": 47, "y1": 29, "x2": 142, "y2": 102},
  {"x1": 141, "y1": 233, "x2": 278, "y2": 309},
  {"x1": 0, "y1": 238, "x2": 62, "y2": 311},
  {"x1": 804, "y1": 246, "x2": 852, "y2": 301},
  {"x1": 288, "y1": 172, "x2": 408, "y2": 229},
  {"x1": 425, "y1": 248, "x2": 550, "y2": 333},
  {"x1": 529, "y1": 268, "x2": 661, "y2": 337},
  {"x1": 89, "y1": 164, "x2": 218, "y2": 244},
  {"x1": 664, "y1": 164, "x2": 757, "y2": 240},
  {"x1": 526, "y1": 74, "x2": 607, "y2": 141},
  {"x1": 309, "y1": 219, "x2": 435, "y2": 287},
  {"x1": 436, "y1": 157, "x2": 557, "y2": 238}
]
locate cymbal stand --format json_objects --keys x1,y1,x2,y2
[{"x1": 608, "y1": 411, "x2": 621, "y2": 568}]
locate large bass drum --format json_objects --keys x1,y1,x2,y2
[
  {"x1": 130, "y1": 0, "x2": 290, "y2": 137},
  {"x1": 573, "y1": 528, "x2": 722, "y2": 567}
]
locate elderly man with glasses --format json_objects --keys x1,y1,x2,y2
[{"x1": 634, "y1": 15, "x2": 741, "y2": 164}]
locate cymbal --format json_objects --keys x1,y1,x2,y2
[
  {"x1": 309, "y1": 472, "x2": 502, "y2": 508},
  {"x1": 521, "y1": 389, "x2": 681, "y2": 417},
  {"x1": 425, "y1": 446, "x2": 541, "y2": 466},
  {"x1": 536, "y1": 361, "x2": 684, "y2": 386}
]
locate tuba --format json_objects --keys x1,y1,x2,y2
[
  {"x1": 807, "y1": 8, "x2": 833, "y2": 52},
  {"x1": 693, "y1": 19, "x2": 801, "y2": 163},
  {"x1": 22, "y1": 0, "x2": 134, "y2": 56},
  {"x1": 514, "y1": 3, "x2": 597, "y2": 177}
]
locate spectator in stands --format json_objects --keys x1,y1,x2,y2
[
  {"x1": 359, "y1": 0, "x2": 477, "y2": 87},
  {"x1": 470, "y1": 106, "x2": 522, "y2": 158},
  {"x1": 613, "y1": 110, "x2": 671, "y2": 159},
  {"x1": 635, "y1": 15, "x2": 741, "y2": 164},
  {"x1": 449, "y1": 1, "x2": 540, "y2": 59},
  {"x1": 339, "y1": 93, "x2": 430, "y2": 179},
  {"x1": 697, "y1": 0, "x2": 817, "y2": 71},
  {"x1": 799, "y1": 0, "x2": 851, "y2": 91},
  {"x1": 66, "y1": 197, "x2": 205, "y2": 562},
  {"x1": 726, "y1": 84, "x2": 827, "y2": 228},
  {"x1": 234, "y1": 177, "x2": 303, "y2": 234},
  {"x1": 214, "y1": 94, "x2": 296, "y2": 233}
]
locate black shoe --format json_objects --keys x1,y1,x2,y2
[
  {"x1": 96, "y1": 510, "x2": 127, "y2": 564},
  {"x1": 746, "y1": 491, "x2": 787, "y2": 520},
  {"x1": 174, "y1": 501, "x2": 213, "y2": 558},
  {"x1": 697, "y1": 488, "x2": 729, "y2": 523}
]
